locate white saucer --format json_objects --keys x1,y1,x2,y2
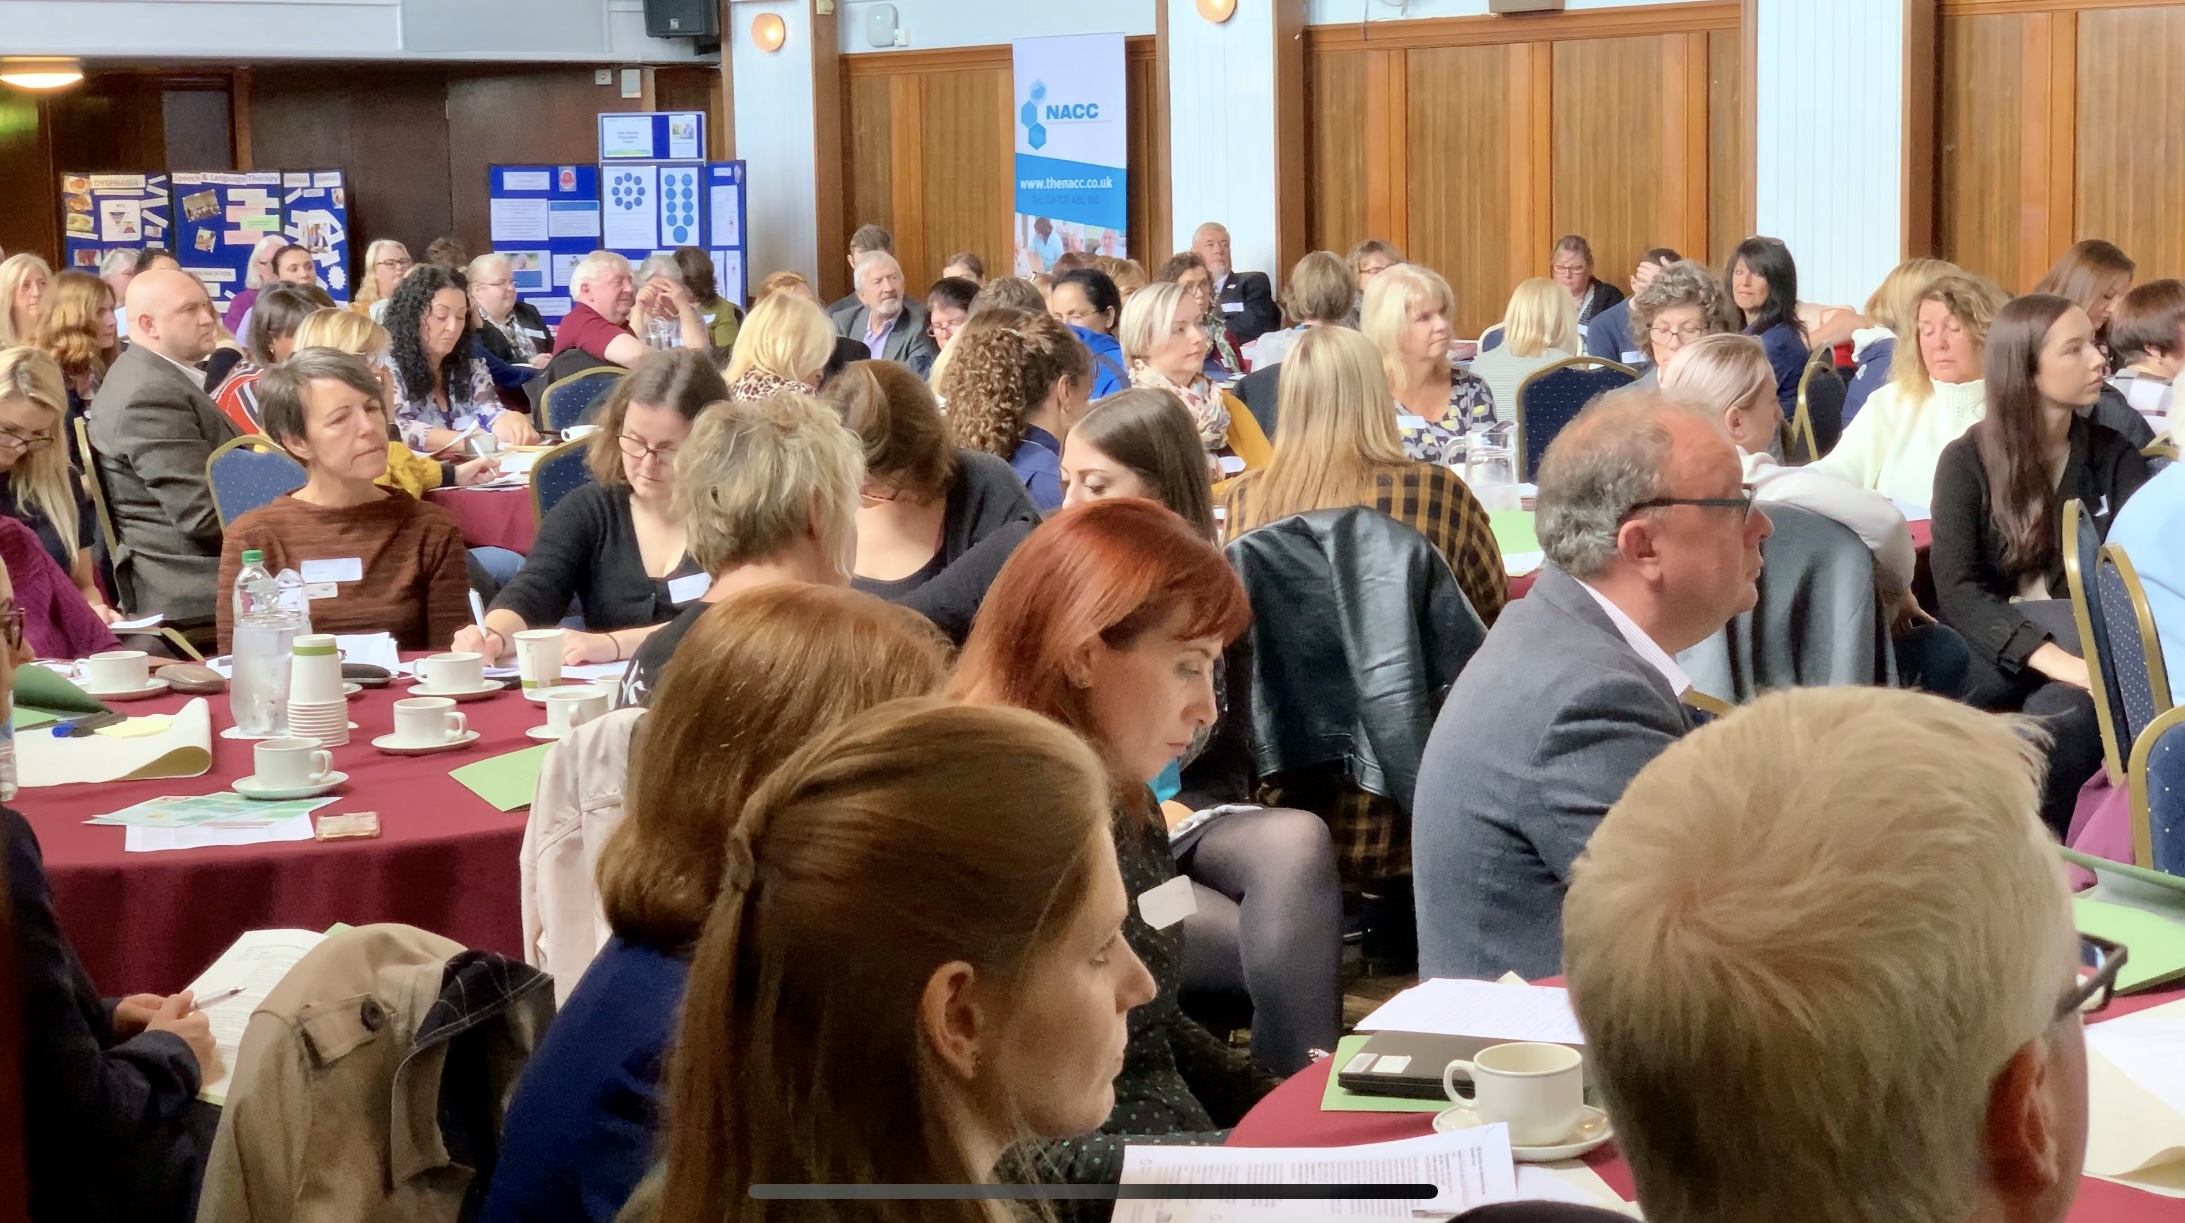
[
  {"x1": 406, "y1": 682, "x2": 505, "y2": 702},
  {"x1": 232, "y1": 771, "x2": 348, "y2": 800},
  {"x1": 344, "y1": 682, "x2": 362, "y2": 698},
  {"x1": 371, "y1": 730, "x2": 481, "y2": 755},
  {"x1": 525, "y1": 725, "x2": 566, "y2": 741},
  {"x1": 80, "y1": 675, "x2": 171, "y2": 701},
  {"x1": 224, "y1": 725, "x2": 359, "y2": 741},
  {"x1": 1433, "y1": 1104, "x2": 1613, "y2": 1161},
  {"x1": 521, "y1": 681, "x2": 607, "y2": 704}
]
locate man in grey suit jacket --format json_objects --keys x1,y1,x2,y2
[
  {"x1": 1413, "y1": 390, "x2": 1771, "y2": 980},
  {"x1": 827, "y1": 251, "x2": 939, "y2": 378},
  {"x1": 88, "y1": 268, "x2": 240, "y2": 627}
]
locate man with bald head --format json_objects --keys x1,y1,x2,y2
[
  {"x1": 1412, "y1": 389, "x2": 1771, "y2": 979},
  {"x1": 88, "y1": 268, "x2": 242, "y2": 631}
]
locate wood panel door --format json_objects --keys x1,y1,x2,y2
[
  {"x1": 1403, "y1": 45, "x2": 1511, "y2": 337},
  {"x1": 2075, "y1": 5, "x2": 2185, "y2": 282}
]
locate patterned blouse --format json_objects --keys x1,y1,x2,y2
[
  {"x1": 389, "y1": 357, "x2": 504, "y2": 452},
  {"x1": 1397, "y1": 368, "x2": 1497, "y2": 468}
]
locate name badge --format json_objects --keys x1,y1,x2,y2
[
  {"x1": 303, "y1": 582, "x2": 339, "y2": 601},
  {"x1": 1221, "y1": 300, "x2": 1245, "y2": 314},
  {"x1": 1622, "y1": 350, "x2": 1646, "y2": 364},
  {"x1": 1396, "y1": 414, "x2": 1429, "y2": 431},
  {"x1": 667, "y1": 571, "x2": 711, "y2": 604},
  {"x1": 300, "y1": 557, "x2": 363, "y2": 584},
  {"x1": 1137, "y1": 874, "x2": 1198, "y2": 930}
]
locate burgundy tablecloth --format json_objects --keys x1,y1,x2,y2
[
  {"x1": 425, "y1": 487, "x2": 536, "y2": 555},
  {"x1": 1229, "y1": 983, "x2": 2185, "y2": 1220},
  {"x1": 12, "y1": 678, "x2": 554, "y2": 993}
]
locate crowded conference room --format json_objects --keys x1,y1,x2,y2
[{"x1": 4, "y1": 0, "x2": 2185, "y2": 1219}]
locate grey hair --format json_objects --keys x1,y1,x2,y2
[
  {"x1": 1535, "y1": 389, "x2": 1716, "y2": 579},
  {"x1": 854, "y1": 250, "x2": 902, "y2": 291},
  {"x1": 635, "y1": 252, "x2": 685, "y2": 291},
  {"x1": 98, "y1": 249, "x2": 137, "y2": 278},
  {"x1": 569, "y1": 250, "x2": 632, "y2": 294}
]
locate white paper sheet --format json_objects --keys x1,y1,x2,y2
[
  {"x1": 1515, "y1": 1163, "x2": 1636, "y2": 1216},
  {"x1": 1355, "y1": 979, "x2": 1586, "y2": 1045},
  {"x1": 559, "y1": 661, "x2": 631, "y2": 681},
  {"x1": 2085, "y1": 999, "x2": 2185, "y2": 1181},
  {"x1": 185, "y1": 928, "x2": 329, "y2": 1104},
  {"x1": 500, "y1": 169, "x2": 550, "y2": 192},
  {"x1": 110, "y1": 613, "x2": 166, "y2": 632},
  {"x1": 602, "y1": 165, "x2": 659, "y2": 250},
  {"x1": 710, "y1": 184, "x2": 741, "y2": 245},
  {"x1": 1115, "y1": 1129, "x2": 1517, "y2": 1221},
  {"x1": 126, "y1": 812, "x2": 315, "y2": 852},
  {"x1": 489, "y1": 197, "x2": 550, "y2": 243},
  {"x1": 548, "y1": 202, "x2": 601, "y2": 240},
  {"x1": 333, "y1": 632, "x2": 401, "y2": 672}
]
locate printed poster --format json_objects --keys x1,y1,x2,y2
[
  {"x1": 658, "y1": 165, "x2": 701, "y2": 248},
  {"x1": 602, "y1": 164, "x2": 659, "y2": 250},
  {"x1": 1011, "y1": 33, "x2": 1129, "y2": 276}
]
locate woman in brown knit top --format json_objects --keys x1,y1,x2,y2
[{"x1": 214, "y1": 348, "x2": 471, "y2": 652}]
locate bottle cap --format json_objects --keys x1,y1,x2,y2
[{"x1": 241, "y1": 549, "x2": 264, "y2": 564}]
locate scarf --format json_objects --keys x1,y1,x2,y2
[
  {"x1": 1133, "y1": 364, "x2": 1230, "y2": 451},
  {"x1": 726, "y1": 369, "x2": 814, "y2": 404}
]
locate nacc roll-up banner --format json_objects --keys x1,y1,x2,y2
[{"x1": 1011, "y1": 33, "x2": 1127, "y2": 277}]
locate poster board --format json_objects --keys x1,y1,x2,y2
[
  {"x1": 170, "y1": 171, "x2": 286, "y2": 311},
  {"x1": 1011, "y1": 34, "x2": 1129, "y2": 275},
  {"x1": 280, "y1": 170, "x2": 351, "y2": 303},
  {"x1": 59, "y1": 173, "x2": 172, "y2": 272},
  {"x1": 597, "y1": 111, "x2": 705, "y2": 162},
  {"x1": 486, "y1": 164, "x2": 602, "y2": 324},
  {"x1": 599, "y1": 160, "x2": 749, "y2": 307}
]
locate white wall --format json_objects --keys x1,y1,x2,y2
[
  {"x1": 837, "y1": 0, "x2": 1154, "y2": 54},
  {"x1": 1753, "y1": 0, "x2": 1904, "y2": 306},
  {"x1": 1166, "y1": 0, "x2": 1281, "y2": 280},
  {"x1": 0, "y1": 0, "x2": 709, "y2": 60},
  {"x1": 730, "y1": 0, "x2": 820, "y2": 283}
]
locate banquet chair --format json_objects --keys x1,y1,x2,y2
[
  {"x1": 1676, "y1": 504, "x2": 1889, "y2": 704},
  {"x1": 2096, "y1": 543, "x2": 2175, "y2": 747},
  {"x1": 207, "y1": 436, "x2": 308, "y2": 527},
  {"x1": 1476, "y1": 323, "x2": 1505, "y2": 355},
  {"x1": 1513, "y1": 357, "x2": 1637, "y2": 481},
  {"x1": 538, "y1": 367, "x2": 622, "y2": 434},
  {"x1": 529, "y1": 437, "x2": 595, "y2": 525},
  {"x1": 2127, "y1": 705, "x2": 2185, "y2": 873},
  {"x1": 2064, "y1": 498, "x2": 2130, "y2": 785},
  {"x1": 1787, "y1": 353, "x2": 1845, "y2": 464},
  {"x1": 72, "y1": 417, "x2": 130, "y2": 612}
]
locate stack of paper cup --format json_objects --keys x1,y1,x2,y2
[
  {"x1": 514, "y1": 628, "x2": 564, "y2": 695},
  {"x1": 287, "y1": 634, "x2": 350, "y2": 746}
]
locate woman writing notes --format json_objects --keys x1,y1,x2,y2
[{"x1": 383, "y1": 264, "x2": 540, "y2": 453}]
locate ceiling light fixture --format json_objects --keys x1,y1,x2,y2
[{"x1": 0, "y1": 57, "x2": 84, "y2": 91}]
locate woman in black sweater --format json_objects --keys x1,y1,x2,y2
[
  {"x1": 452, "y1": 350, "x2": 725, "y2": 665},
  {"x1": 1931, "y1": 293, "x2": 2153, "y2": 834}
]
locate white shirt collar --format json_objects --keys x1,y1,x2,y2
[{"x1": 1575, "y1": 579, "x2": 1692, "y2": 699}]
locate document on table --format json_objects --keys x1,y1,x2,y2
[
  {"x1": 333, "y1": 632, "x2": 401, "y2": 673},
  {"x1": 1114, "y1": 1129, "x2": 1516, "y2": 1221},
  {"x1": 2084, "y1": 998, "x2": 2185, "y2": 1194},
  {"x1": 1355, "y1": 979, "x2": 1586, "y2": 1045},
  {"x1": 92, "y1": 792, "x2": 336, "y2": 827},
  {"x1": 186, "y1": 928, "x2": 330, "y2": 1105},
  {"x1": 126, "y1": 812, "x2": 315, "y2": 851}
]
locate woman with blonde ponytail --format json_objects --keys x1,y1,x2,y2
[{"x1": 938, "y1": 312, "x2": 1093, "y2": 512}]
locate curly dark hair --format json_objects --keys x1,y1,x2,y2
[
  {"x1": 939, "y1": 313, "x2": 1090, "y2": 459},
  {"x1": 385, "y1": 263, "x2": 480, "y2": 411}
]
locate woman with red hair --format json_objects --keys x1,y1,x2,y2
[{"x1": 952, "y1": 497, "x2": 1341, "y2": 1181}]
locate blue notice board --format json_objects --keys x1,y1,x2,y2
[
  {"x1": 59, "y1": 172, "x2": 172, "y2": 273},
  {"x1": 597, "y1": 112, "x2": 705, "y2": 162},
  {"x1": 280, "y1": 170, "x2": 351, "y2": 303},
  {"x1": 170, "y1": 171, "x2": 286, "y2": 312},
  {"x1": 487, "y1": 165, "x2": 603, "y2": 324},
  {"x1": 598, "y1": 160, "x2": 749, "y2": 307}
]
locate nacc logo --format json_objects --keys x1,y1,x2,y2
[{"x1": 1019, "y1": 80, "x2": 1100, "y2": 151}]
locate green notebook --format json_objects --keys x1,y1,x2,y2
[
  {"x1": 450, "y1": 743, "x2": 553, "y2": 812},
  {"x1": 1319, "y1": 1034, "x2": 1448, "y2": 1114},
  {"x1": 14, "y1": 665, "x2": 110, "y2": 719},
  {"x1": 2075, "y1": 897, "x2": 2185, "y2": 993},
  {"x1": 1488, "y1": 510, "x2": 1539, "y2": 562}
]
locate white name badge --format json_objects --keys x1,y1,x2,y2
[
  {"x1": 1396, "y1": 414, "x2": 1429, "y2": 431},
  {"x1": 1137, "y1": 874, "x2": 1198, "y2": 931},
  {"x1": 300, "y1": 557, "x2": 363, "y2": 584},
  {"x1": 1622, "y1": 350, "x2": 1646, "y2": 364},
  {"x1": 667, "y1": 571, "x2": 711, "y2": 604},
  {"x1": 303, "y1": 582, "x2": 339, "y2": 601},
  {"x1": 1221, "y1": 300, "x2": 1245, "y2": 314}
]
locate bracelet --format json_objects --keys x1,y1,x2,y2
[{"x1": 610, "y1": 632, "x2": 624, "y2": 663}]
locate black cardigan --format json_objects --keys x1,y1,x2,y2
[
  {"x1": 489, "y1": 482, "x2": 703, "y2": 632},
  {"x1": 1931, "y1": 417, "x2": 2153, "y2": 674},
  {"x1": 853, "y1": 449, "x2": 1039, "y2": 642}
]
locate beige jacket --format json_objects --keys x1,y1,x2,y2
[
  {"x1": 197, "y1": 923, "x2": 554, "y2": 1222},
  {"x1": 520, "y1": 707, "x2": 644, "y2": 1003}
]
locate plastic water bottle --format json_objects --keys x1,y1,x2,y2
[
  {"x1": 230, "y1": 550, "x2": 309, "y2": 738},
  {"x1": 0, "y1": 682, "x2": 17, "y2": 803}
]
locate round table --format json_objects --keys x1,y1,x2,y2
[
  {"x1": 1228, "y1": 983, "x2": 2185, "y2": 1220},
  {"x1": 13, "y1": 678, "x2": 555, "y2": 994},
  {"x1": 424, "y1": 487, "x2": 536, "y2": 555}
]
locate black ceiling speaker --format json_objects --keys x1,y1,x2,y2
[{"x1": 644, "y1": 0, "x2": 719, "y2": 40}]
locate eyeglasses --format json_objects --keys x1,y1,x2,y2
[
  {"x1": 1621, "y1": 485, "x2": 1757, "y2": 522},
  {"x1": 1649, "y1": 322, "x2": 1711, "y2": 342},
  {"x1": 617, "y1": 433, "x2": 679, "y2": 464},
  {"x1": 0, "y1": 604, "x2": 20, "y2": 650},
  {"x1": 2059, "y1": 934, "x2": 2128, "y2": 1019},
  {"x1": 375, "y1": 257, "x2": 414, "y2": 272},
  {"x1": 0, "y1": 425, "x2": 55, "y2": 452}
]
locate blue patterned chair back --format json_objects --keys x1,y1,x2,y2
[
  {"x1": 539, "y1": 368, "x2": 624, "y2": 434},
  {"x1": 529, "y1": 438, "x2": 595, "y2": 525},
  {"x1": 207, "y1": 438, "x2": 308, "y2": 527},
  {"x1": 1513, "y1": 357, "x2": 1637, "y2": 481},
  {"x1": 2128, "y1": 706, "x2": 2185, "y2": 874},
  {"x1": 2098, "y1": 544, "x2": 2175, "y2": 745},
  {"x1": 2064, "y1": 498, "x2": 2128, "y2": 783}
]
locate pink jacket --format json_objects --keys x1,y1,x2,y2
[{"x1": 518, "y1": 707, "x2": 643, "y2": 1004}]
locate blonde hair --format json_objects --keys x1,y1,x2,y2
[
  {"x1": 1659, "y1": 333, "x2": 1775, "y2": 417},
  {"x1": 1564, "y1": 686, "x2": 2076, "y2": 1223},
  {"x1": 753, "y1": 270, "x2": 813, "y2": 303},
  {"x1": 243, "y1": 234, "x2": 287, "y2": 289},
  {"x1": 0, "y1": 255, "x2": 54, "y2": 348},
  {"x1": 0, "y1": 347, "x2": 81, "y2": 559},
  {"x1": 722, "y1": 291, "x2": 833, "y2": 387},
  {"x1": 1498, "y1": 277, "x2": 1580, "y2": 358},
  {"x1": 1226, "y1": 327, "x2": 1409, "y2": 533},
  {"x1": 1118, "y1": 280, "x2": 1194, "y2": 368},
  {"x1": 1098, "y1": 256, "x2": 1148, "y2": 300},
  {"x1": 351, "y1": 240, "x2": 409, "y2": 314},
  {"x1": 292, "y1": 308, "x2": 390, "y2": 359},
  {"x1": 1862, "y1": 257, "x2": 1958, "y2": 336},
  {"x1": 1890, "y1": 272, "x2": 2010, "y2": 402},
  {"x1": 27, "y1": 271, "x2": 117, "y2": 383},
  {"x1": 1360, "y1": 263, "x2": 1457, "y2": 385},
  {"x1": 672, "y1": 391, "x2": 862, "y2": 579}
]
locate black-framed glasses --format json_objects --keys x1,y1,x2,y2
[
  {"x1": 616, "y1": 433, "x2": 679, "y2": 465},
  {"x1": 1622, "y1": 485, "x2": 1757, "y2": 522},
  {"x1": 2059, "y1": 934, "x2": 2128, "y2": 1019},
  {"x1": 0, "y1": 605, "x2": 22, "y2": 651}
]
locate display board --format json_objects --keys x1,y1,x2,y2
[
  {"x1": 170, "y1": 171, "x2": 287, "y2": 311},
  {"x1": 59, "y1": 173, "x2": 172, "y2": 272},
  {"x1": 280, "y1": 170, "x2": 352, "y2": 303},
  {"x1": 486, "y1": 164, "x2": 603, "y2": 323},
  {"x1": 597, "y1": 111, "x2": 705, "y2": 162},
  {"x1": 598, "y1": 160, "x2": 749, "y2": 305},
  {"x1": 705, "y1": 162, "x2": 748, "y2": 307}
]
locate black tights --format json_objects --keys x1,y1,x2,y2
[
  {"x1": 1963, "y1": 652, "x2": 2105, "y2": 840},
  {"x1": 1177, "y1": 807, "x2": 1343, "y2": 1075}
]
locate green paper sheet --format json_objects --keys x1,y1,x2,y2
[
  {"x1": 14, "y1": 665, "x2": 110, "y2": 718},
  {"x1": 2076, "y1": 897, "x2": 2185, "y2": 993},
  {"x1": 1488, "y1": 510, "x2": 1539, "y2": 561},
  {"x1": 1318, "y1": 1034, "x2": 1449, "y2": 1113},
  {"x1": 450, "y1": 744, "x2": 552, "y2": 812},
  {"x1": 10, "y1": 707, "x2": 58, "y2": 731}
]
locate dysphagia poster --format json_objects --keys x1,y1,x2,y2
[{"x1": 1012, "y1": 33, "x2": 1128, "y2": 277}]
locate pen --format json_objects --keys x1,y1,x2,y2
[
  {"x1": 189, "y1": 985, "x2": 247, "y2": 1013},
  {"x1": 467, "y1": 589, "x2": 493, "y2": 652}
]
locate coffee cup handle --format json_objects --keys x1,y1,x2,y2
[
  {"x1": 1443, "y1": 1059, "x2": 1476, "y2": 1104},
  {"x1": 309, "y1": 750, "x2": 333, "y2": 782},
  {"x1": 447, "y1": 712, "x2": 468, "y2": 739}
]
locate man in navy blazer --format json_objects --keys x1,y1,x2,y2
[
  {"x1": 1193, "y1": 221, "x2": 1282, "y2": 345},
  {"x1": 1412, "y1": 390, "x2": 1771, "y2": 980}
]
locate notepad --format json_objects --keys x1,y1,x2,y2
[
  {"x1": 1114, "y1": 1129, "x2": 1516, "y2": 1222},
  {"x1": 450, "y1": 743, "x2": 553, "y2": 811},
  {"x1": 186, "y1": 928, "x2": 331, "y2": 1105},
  {"x1": 1355, "y1": 979, "x2": 1586, "y2": 1045}
]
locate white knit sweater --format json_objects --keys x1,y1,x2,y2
[{"x1": 1812, "y1": 378, "x2": 1988, "y2": 509}]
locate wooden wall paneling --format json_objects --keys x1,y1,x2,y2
[
  {"x1": 1902, "y1": 0, "x2": 1939, "y2": 257},
  {"x1": 444, "y1": 69, "x2": 645, "y2": 258},
  {"x1": 252, "y1": 69, "x2": 454, "y2": 264},
  {"x1": 811, "y1": 7, "x2": 847, "y2": 302},
  {"x1": 1507, "y1": 41, "x2": 1554, "y2": 298},
  {"x1": 1935, "y1": 13, "x2": 2023, "y2": 287},
  {"x1": 1706, "y1": 27, "x2": 1745, "y2": 268},
  {"x1": 1303, "y1": 49, "x2": 1367, "y2": 257},
  {"x1": 886, "y1": 75, "x2": 927, "y2": 284},
  {"x1": 1125, "y1": 41, "x2": 1164, "y2": 267},
  {"x1": 2074, "y1": 5, "x2": 2185, "y2": 282},
  {"x1": 0, "y1": 93, "x2": 58, "y2": 262},
  {"x1": 844, "y1": 73, "x2": 896, "y2": 269},
  {"x1": 231, "y1": 69, "x2": 253, "y2": 172},
  {"x1": 1659, "y1": 31, "x2": 1711, "y2": 265},
  {"x1": 1151, "y1": 7, "x2": 1173, "y2": 259},
  {"x1": 1309, "y1": 1, "x2": 1738, "y2": 49},
  {"x1": 1364, "y1": 50, "x2": 1410, "y2": 255},
  {"x1": 1404, "y1": 45, "x2": 1511, "y2": 338},
  {"x1": 1551, "y1": 36, "x2": 1665, "y2": 297},
  {"x1": 1273, "y1": 0, "x2": 1310, "y2": 277},
  {"x1": 914, "y1": 66, "x2": 1014, "y2": 289},
  {"x1": 652, "y1": 67, "x2": 729, "y2": 158},
  {"x1": 2017, "y1": 10, "x2": 2077, "y2": 289}
]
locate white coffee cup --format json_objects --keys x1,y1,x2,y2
[
  {"x1": 391, "y1": 696, "x2": 468, "y2": 747},
  {"x1": 255, "y1": 737, "x2": 334, "y2": 788},
  {"x1": 290, "y1": 634, "x2": 345, "y2": 703},
  {"x1": 543, "y1": 685, "x2": 609, "y2": 735},
  {"x1": 513, "y1": 629, "x2": 564, "y2": 692},
  {"x1": 418, "y1": 651, "x2": 486, "y2": 692},
  {"x1": 80, "y1": 649, "x2": 150, "y2": 692},
  {"x1": 1443, "y1": 1041, "x2": 1585, "y2": 1147}
]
